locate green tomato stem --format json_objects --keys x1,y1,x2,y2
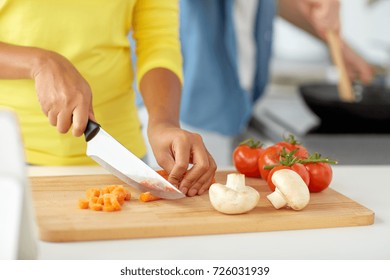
[{"x1": 238, "y1": 138, "x2": 263, "y2": 149}]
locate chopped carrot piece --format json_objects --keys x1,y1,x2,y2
[
  {"x1": 90, "y1": 204, "x2": 103, "y2": 211},
  {"x1": 102, "y1": 194, "x2": 121, "y2": 211},
  {"x1": 86, "y1": 188, "x2": 101, "y2": 199},
  {"x1": 97, "y1": 196, "x2": 104, "y2": 205},
  {"x1": 79, "y1": 184, "x2": 131, "y2": 212},
  {"x1": 78, "y1": 198, "x2": 89, "y2": 209},
  {"x1": 125, "y1": 192, "x2": 131, "y2": 201},
  {"x1": 103, "y1": 205, "x2": 115, "y2": 212},
  {"x1": 139, "y1": 192, "x2": 162, "y2": 202},
  {"x1": 100, "y1": 187, "x2": 110, "y2": 195},
  {"x1": 101, "y1": 185, "x2": 116, "y2": 195},
  {"x1": 156, "y1": 169, "x2": 169, "y2": 179},
  {"x1": 89, "y1": 197, "x2": 103, "y2": 211},
  {"x1": 111, "y1": 185, "x2": 127, "y2": 204}
]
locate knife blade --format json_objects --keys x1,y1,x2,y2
[{"x1": 84, "y1": 120, "x2": 185, "y2": 200}]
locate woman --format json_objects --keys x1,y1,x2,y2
[{"x1": 0, "y1": 0, "x2": 216, "y2": 197}]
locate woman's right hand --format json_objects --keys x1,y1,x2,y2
[{"x1": 32, "y1": 50, "x2": 95, "y2": 136}]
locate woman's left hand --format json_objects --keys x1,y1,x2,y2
[{"x1": 148, "y1": 122, "x2": 217, "y2": 197}]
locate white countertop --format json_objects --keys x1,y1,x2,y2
[{"x1": 28, "y1": 165, "x2": 390, "y2": 260}]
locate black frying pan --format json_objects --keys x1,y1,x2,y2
[{"x1": 299, "y1": 83, "x2": 390, "y2": 134}]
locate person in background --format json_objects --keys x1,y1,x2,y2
[
  {"x1": 0, "y1": 0, "x2": 216, "y2": 197},
  {"x1": 179, "y1": 0, "x2": 375, "y2": 166},
  {"x1": 279, "y1": 0, "x2": 374, "y2": 82}
]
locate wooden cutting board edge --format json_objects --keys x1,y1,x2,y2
[
  {"x1": 38, "y1": 211, "x2": 375, "y2": 243},
  {"x1": 29, "y1": 173, "x2": 375, "y2": 243}
]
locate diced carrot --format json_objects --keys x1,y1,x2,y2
[
  {"x1": 100, "y1": 187, "x2": 110, "y2": 195},
  {"x1": 139, "y1": 192, "x2": 162, "y2": 202},
  {"x1": 79, "y1": 185, "x2": 131, "y2": 212},
  {"x1": 89, "y1": 197, "x2": 103, "y2": 211},
  {"x1": 111, "y1": 185, "x2": 128, "y2": 204},
  {"x1": 78, "y1": 198, "x2": 89, "y2": 209},
  {"x1": 90, "y1": 204, "x2": 103, "y2": 211},
  {"x1": 101, "y1": 185, "x2": 117, "y2": 195},
  {"x1": 102, "y1": 194, "x2": 121, "y2": 211},
  {"x1": 156, "y1": 169, "x2": 169, "y2": 179},
  {"x1": 97, "y1": 196, "x2": 104, "y2": 205},
  {"x1": 89, "y1": 196, "x2": 100, "y2": 205},
  {"x1": 125, "y1": 192, "x2": 131, "y2": 201},
  {"x1": 102, "y1": 205, "x2": 115, "y2": 212},
  {"x1": 86, "y1": 188, "x2": 101, "y2": 199}
]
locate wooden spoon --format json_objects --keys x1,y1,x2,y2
[{"x1": 326, "y1": 30, "x2": 356, "y2": 102}]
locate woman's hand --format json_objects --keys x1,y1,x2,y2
[
  {"x1": 32, "y1": 50, "x2": 95, "y2": 136},
  {"x1": 140, "y1": 68, "x2": 217, "y2": 197},
  {"x1": 0, "y1": 42, "x2": 94, "y2": 135},
  {"x1": 148, "y1": 122, "x2": 217, "y2": 197}
]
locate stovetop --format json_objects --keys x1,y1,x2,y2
[{"x1": 249, "y1": 93, "x2": 390, "y2": 165}]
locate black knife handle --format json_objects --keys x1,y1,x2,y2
[{"x1": 84, "y1": 120, "x2": 101, "y2": 142}]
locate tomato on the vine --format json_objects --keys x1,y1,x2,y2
[
  {"x1": 274, "y1": 134, "x2": 309, "y2": 159},
  {"x1": 266, "y1": 163, "x2": 310, "y2": 192},
  {"x1": 304, "y1": 162, "x2": 333, "y2": 192},
  {"x1": 233, "y1": 138, "x2": 265, "y2": 178},
  {"x1": 257, "y1": 145, "x2": 287, "y2": 181}
]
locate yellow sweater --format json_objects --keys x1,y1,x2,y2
[{"x1": 0, "y1": 0, "x2": 183, "y2": 165}]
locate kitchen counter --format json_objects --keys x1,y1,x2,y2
[{"x1": 27, "y1": 165, "x2": 390, "y2": 260}]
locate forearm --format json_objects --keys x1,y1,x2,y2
[
  {"x1": 1, "y1": 41, "x2": 94, "y2": 136},
  {"x1": 0, "y1": 41, "x2": 44, "y2": 79},
  {"x1": 139, "y1": 68, "x2": 182, "y2": 129},
  {"x1": 277, "y1": 0, "x2": 319, "y2": 39}
]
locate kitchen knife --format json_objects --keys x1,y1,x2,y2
[{"x1": 84, "y1": 120, "x2": 185, "y2": 200}]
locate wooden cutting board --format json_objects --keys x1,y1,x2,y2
[{"x1": 29, "y1": 171, "x2": 374, "y2": 242}]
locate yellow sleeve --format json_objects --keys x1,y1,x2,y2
[{"x1": 132, "y1": 0, "x2": 183, "y2": 90}]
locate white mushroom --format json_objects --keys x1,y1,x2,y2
[
  {"x1": 267, "y1": 169, "x2": 310, "y2": 210},
  {"x1": 209, "y1": 173, "x2": 260, "y2": 214}
]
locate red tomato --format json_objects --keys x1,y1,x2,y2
[
  {"x1": 266, "y1": 163, "x2": 310, "y2": 192},
  {"x1": 233, "y1": 139, "x2": 264, "y2": 177},
  {"x1": 304, "y1": 162, "x2": 333, "y2": 192},
  {"x1": 258, "y1": 145, "x2": 287, "y2": 181},
  {"x1": 274, "y1": 135, "x2": 309, "y2": 159}
]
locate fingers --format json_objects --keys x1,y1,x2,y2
[
  {"x1": 47, "y1": 107, "x2": 73, "y2": 133},
  {"x1": 360, "y1": 68, "x2": 375, "y2": 85},
  {"x1": 45, "y1": 101, "x2": 91, "y2": 136},
  {"x1": 72, "y1": 105, "x2": 90, "y2": 137},
  {"x1": 165, "y1": 132, "x2": 217, "y2": 197},
  {"x1": 343, "y1": 43, "x2": 375, "y2": 85},
  {"x1": 184, "y1": 152, "x2": 217, "y2": 197},
  {"x1": 166, "y1": 140, "x2": 191, "y2": 189},
  {"x1": 354, "y1": 63, "x2": 375, "y2": 85},
  {"x1": 57, "y1": 110, "x2": 73, "y2": 133},
  {"x1": 33, "y1": 52, "x2": 93, "y2": 137}
]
